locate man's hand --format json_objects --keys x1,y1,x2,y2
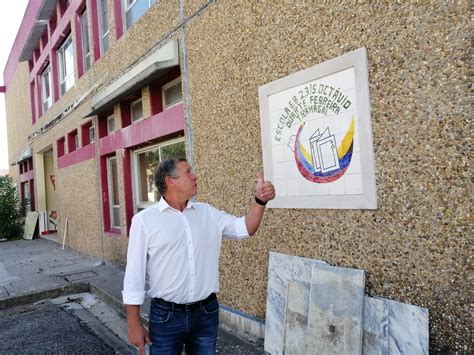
[
  {"x1": 255, "y1": 171, "x2": 275, "y2": 203},
  {"x1": 245, "y1": 170, "x2": 276, "y2": 235},
  {"x1": 126, "y1": 305, "x2": 151, "y2": 354},
  {"x1": 128, "y1": 322, "x2": 151, "y2": 355}
]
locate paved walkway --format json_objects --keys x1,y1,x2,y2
[{"x1": 0, "y1": 238, "x2": 263, "y2": 354}]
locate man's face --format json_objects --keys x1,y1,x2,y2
[{"x1": 170, "y1": 161, "x2": 198, "y2": 199}]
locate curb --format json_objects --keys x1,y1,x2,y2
[{"x1": 0, "y1": 282, "x2": 90, "y2": 310}]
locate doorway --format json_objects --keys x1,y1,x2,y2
[{"x1": 35, "y1": 147, "x2": 58, "y2": 236}]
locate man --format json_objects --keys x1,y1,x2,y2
[{"x1": 122, "y1": 158, "x2": 275, "y2": 354}]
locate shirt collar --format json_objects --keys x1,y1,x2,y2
[{"x1": 158, "y1": 197, "x2": 195, "y2": 212}]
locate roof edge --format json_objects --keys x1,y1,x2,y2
[{"x1": 2, "y1": 0, "x2": 43, "y2": 89}]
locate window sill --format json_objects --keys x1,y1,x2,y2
[{"x1": 104, "y1": 228, "x2": 121, "y2": 237}]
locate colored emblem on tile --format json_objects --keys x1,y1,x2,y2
[{"x1": 294, "y1": 117, "x2": 354, "y2": 183}]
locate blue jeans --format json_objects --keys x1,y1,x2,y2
[{"x1": 149, "y1": 296, "x2": 219, "y2": 355}]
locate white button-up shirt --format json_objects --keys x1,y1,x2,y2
[{"x1": 122, "y1": 198, "x2": 249, "y2": 305}]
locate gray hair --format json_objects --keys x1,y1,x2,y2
[{"x1": 155, "y1": 157, "x2": 187, "y2": 195}]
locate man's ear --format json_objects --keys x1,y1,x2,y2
[{"x1": 165, "y1": 175, "x2": 175, "y2": 190}]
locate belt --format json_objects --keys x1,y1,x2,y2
[{"x1": 152, "y1": 293, "x2": 217, "y2": 311}]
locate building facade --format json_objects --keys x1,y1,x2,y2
[{"x1": 3, "y1": 1, "x2": 470, "y2": 352}]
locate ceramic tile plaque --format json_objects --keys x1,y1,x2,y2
[{"x1": 258, "y1": 48, "x2": 377, "y2": 209}]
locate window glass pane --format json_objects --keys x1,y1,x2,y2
[
  {"x1": 110, "y1": 158, "x2": 119, "y2": 205},
  {"x1": 160, "y1": 141, "x2": 186, "y2": 160},
  {"x1": 108, "y1": 157, "x2": 120, "y2": 228},
  {"x1": 23, "y1": 181, "x2": 30, "y2": 200},
  {"x1": 107, "y1": 116, "x2": 115, "y2": 133},
  {"x1": 102, "y1": 33, "x2": 109, "y2": 52},
  {"x1": 99, "y1": 0, "x2": 109, "y2": 33},
  {"x1": 99, "y1": 0, "x2": 109, "y2": 53},
  {"x1": 131, "y1": 100, "x2": 143, "y2": 122},
  {"x1": 137, "y1": 148, "x2": 160, "y2": 203},
  {"x1": 41, "y1": 66, "x2": 52, "y2": 111},
  {"x1": 42, "y1": 68, "x2": 50, "y2": 98},
  {"x1": 125, "y1": 0, "x2": 154, "y2": 29},
  {"x1": 89, "y1": 126, "x2": 95, "y2": 143},
  {"x1": 134, "y1": 140, "x2": 185, "y2": 211},
  {"x1": 112, "y1": 207, "x2": 120, "y2": 226},
  {"x1": 59, "y1": 36, "x2": 75, "y2": 95},
  {"x1": 64, "y1": 38, "x2": 74, "y2": 83},
  {"x1": 164, "y1": 81, "x2": 182, "y2": 107},
  {"x1": 81, "y1": 10, "x2": 91, "y2": 71}
]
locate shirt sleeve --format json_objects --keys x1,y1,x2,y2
[
  {"x1": 122, "y1": 215, "x2": 149, "y2": 305},
  {"x1": 207, "y1": 204, "x2": 249, "y2": 239}
]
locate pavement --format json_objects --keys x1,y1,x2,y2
[
  {"x1": 0, "y1": 292, "x2": 136, "y2": 354},
  {"x1": 0, "y1": 237, "x2": 264, "y2": 354}
]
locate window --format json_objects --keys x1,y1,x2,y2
[
  {"x1": 133, "y1": 139, "x2": 185, "y2": 211},
  {"x1": 162, "y1": 78, "x2": 182, "y2": 109},
  {"x1": 41, "y1": 31, "x2": 48, "y2": 50},
  {"x1": 107, "y1": 156, "x2": 121, "y2": 228},
  {"x1": 107, "y1": 115, "x2": 115, "y2": 133},
  {"x1": 67, "y1": 129, "x2": 79, "y2": 152},
  {"x1": 58, "y1": 34, "x2": 75, "y2": 95},
  {"x1": 89, "y1": 126, "x2": 95, "y2": 143},
  {"x1": 124, "y1": 0, "x2": 156, "y2": 30},
  {"x1": 23, "y1": 181, "x2": 30, "y2": 200},
  {"x1": 98, "y1": 0, "x2": 110, "y2": 54},
  {"x1": 21, "y1": 181, "x2": 31, "y2": 214},
  {"x1": 59, "y1": 0, "x2": 70, "y2": 18},
  {"x1": 131, "y1": 99, "x2": 143, "y2": 122},
  {"x1": 81, "y1": 121, "x2": 94, "y2": 146},
  {"x1": 41, "y1": 65, "x2": 52, "y2": 112},
  {"x1": 57, "y1": 137, "x2": 65, "y2": 157},
  {"x1": 49, "y1": 14, "x2": 57, "y2": 37},
  {"x1": 81, "y1": 10, "x2": 92, "y2": 72}
]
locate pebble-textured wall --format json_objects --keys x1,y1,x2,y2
[
  {"x1": 103, "y1": 236, "x2": 128, "y2": 266},
  {"x1": 184, "y1": 0, "x2": 210, "y2": 18},
  {"x1": 184, "y1": 1, "x2": 470, "y2": 352},
  {"x1": 4, "y1": 0, "x2": 470, "y2": 352},
  {"x1": 5, "y1": 63, "x2": 32, "y2": 169},
  {"x1": 56, "y1": 159, "x2": 102, "y2": 258}
]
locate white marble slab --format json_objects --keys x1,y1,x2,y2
[
  {"x1": 264, "y1": 252, "x2": 326, "y2": 355},
  {"x1": 362, "y1": 296, "x2": 389, "y2": 355},
  {"x1": 305, "y1": 263, "x2": 366, "y2": 355},
  {"x1": 384, "y1": 297, "x2": 429, "y2": 355},
  {"x1": 264, "y1": 252, "x2": 428, "y2": 355},
  {"x1": 362, "y1": 296, "x2": 428, "y2": 355},
  {"x1": 283, "y1": 281, "x2": 310, "y2": 354}
]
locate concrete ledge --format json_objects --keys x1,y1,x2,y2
[
  {"x1": 0, "y1": 282, "x2": 90, "y2": 310},
  {"x1": 89, "y1": 283, "x2": 125, "y2": 315},
  {"x1": 219, "y1": 304, "x2": 265, "y2": 344},
  {"x1": 0, "y1": 279, "x2": 266, "y2": 351}
]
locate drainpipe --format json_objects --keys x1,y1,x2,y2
[
  {"x1": 179, "y1": 0, "x2": 194, "y2": 168},
  {"x1": 93, "y1": 115, "x2": 106, "y2": 265}
]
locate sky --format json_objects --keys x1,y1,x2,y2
[{"x1": 0, "y1": 0, "x2": 29, "y2": 170}]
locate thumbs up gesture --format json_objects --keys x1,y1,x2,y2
[{"x1": 255, "y1": 170, "x2": 276, "y2": 203}]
